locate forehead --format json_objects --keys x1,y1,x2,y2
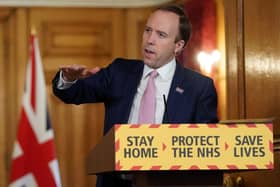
[{"x1": 146, "y1": 10, "x2": 180, "y2": 33}]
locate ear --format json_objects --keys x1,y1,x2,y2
[{"x1": 174, "y1": 40, "x2": 185, "y2": 55}]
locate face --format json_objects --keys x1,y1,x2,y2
[{"x1": 142, "y1": 10, "x2": 185, "y2": 69}]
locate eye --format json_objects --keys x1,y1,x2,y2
[
  {"x1": 158, "y1": 32, "x2": 168, "y2": 38},
  {"x1": 144, "y1": 27, "x2": 152, "y2": 33}
]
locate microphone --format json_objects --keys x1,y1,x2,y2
[{"x1": 163, "y1": 94, "x2": 169, "y2": 123}]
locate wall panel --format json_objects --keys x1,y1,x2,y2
[{"x1": 225, "y1": 0, "x2": 280, "y2": 186}]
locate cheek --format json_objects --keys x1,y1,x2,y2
[{"x1": 162, "y1": 43, "x2": 176, "y2": 54}]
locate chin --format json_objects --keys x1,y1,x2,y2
[{"x1": 143, "y1": 60, "x2": 157, "y2": 68}]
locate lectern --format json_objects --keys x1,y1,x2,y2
[{"x1": 87, "y1": 123, "x2": 273, "y2": 187}]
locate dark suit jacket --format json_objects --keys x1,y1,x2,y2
[{"x1": 52, "y1": 58, "x2": 218, "y2": 187}]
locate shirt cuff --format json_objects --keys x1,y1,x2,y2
[{"x1": 57, "y1": 71, "x2": 77, "y2": 90}]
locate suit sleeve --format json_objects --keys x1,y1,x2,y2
[
  {"x1": 52, "y1": 63, "x2": 113, "y2": 105},
  {"x1": 194, "y1": 79, "x2": 218, "y2": 123}
]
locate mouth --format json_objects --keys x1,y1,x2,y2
[{"x1": 144, "y1": 48, "x2": 155, "y2": 55}]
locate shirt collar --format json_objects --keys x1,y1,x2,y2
[{"x1": 142, "y1": 58, "x2": 176, "y2": 80}]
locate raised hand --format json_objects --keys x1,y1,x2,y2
[{"x1": 60, "y1": 64, "x2": 100, "y2": 82}]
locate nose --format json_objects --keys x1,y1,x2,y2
[{"x1": 146, "y1": 32, "x2": 155, "y2": 45}]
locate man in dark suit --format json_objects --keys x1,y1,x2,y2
[{"x1": 53, "y1": 4, "x2": 218, "y2": 187}]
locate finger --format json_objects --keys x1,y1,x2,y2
[
  {"x1": 89, "y1": 67, "x2": 101, "y2": 74},
  {"x1": 60, "y1": 65, "x2": 69, "y2": 72}
]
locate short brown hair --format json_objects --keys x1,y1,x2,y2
[{"x1": 157, "y1": 4, "x2": 192, "y2": 47}]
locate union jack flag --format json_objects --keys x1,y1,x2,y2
[{"x1": 9, "y1": 33, "x2": 61, "y2": 187}]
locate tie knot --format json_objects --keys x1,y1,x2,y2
[{"x1": 149, "y1": 70, "x2": 158, "y2": 79}]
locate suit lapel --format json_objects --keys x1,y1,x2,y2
[
  {"x1": 123, "y1": 62, "x2": 144, "y2": 122},
  {"x1": 163, "y1": 63, "x2": 186, "y2": 123}
]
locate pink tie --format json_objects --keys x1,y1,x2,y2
[{"x1": 138, "y1": 70, "x2": 158, "y2": 123}]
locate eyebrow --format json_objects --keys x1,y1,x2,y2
[{"x1": 145, "y1": 25, "x2": 169, "y2": 37}]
